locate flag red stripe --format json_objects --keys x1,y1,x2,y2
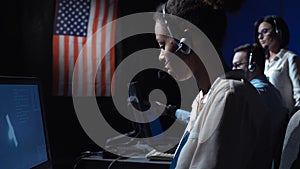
[
  {"x1": 52, "y1": 35, "x2": 60, "y2": 95},
  {"x1": 72, "y1": 37, "x2": 79, "y2": 95},
  {"x1": 100, "y1": 0, "x2": 110, "y2": 96},
  {"x1": 91, "y1": 1, "x2": 101, "y2": 95},
  {"x1": 92, "y1": 2, "x2": 101, "y2": 34},
  {"x1": 82, "y1": 41, "x2": 88, "y2": 96},
  {"x1": 74, "y1": 37, "x2": 79, "y2": 65},
  {"x1": 109, "y1": 0, "x2": 118, "y2": 96},
  {"x1": 64, "y1": 36, "x2": 70, "y2": 96}
]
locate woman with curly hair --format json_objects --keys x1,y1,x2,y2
[{"x1": 153, "y1": 0, "x2": 282, "y2": 168}]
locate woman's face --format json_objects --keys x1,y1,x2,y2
[
  {"x1": 257, "y1": 21, "x2": 278, "y2": 49},
  {"x1": 154, "y1": 21, "x2": 193, "y2": 81}
]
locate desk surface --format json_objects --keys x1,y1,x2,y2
[{"x1": 77, "y1": 155, "x2": 171, "y2": 169}]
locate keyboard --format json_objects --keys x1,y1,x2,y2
[{"x1": 145, "y1": 149, "x2": 174, "y2": 161}]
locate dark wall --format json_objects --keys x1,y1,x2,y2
[
  {"x1": 4, "y1": 1, "x2": 165, "y2": 169},
  {"x1": 3, "y1": 0, "x2": 299, "y2": 169},
  {"x1": 282, "y1": 0, "x2": 300, "y2": 58},
  {"x1": 223, "y1": 0, "x2": 280, "y2": 66},
  {"x1": 2, "y1": 1, "x2": 23, "y2": 75}
]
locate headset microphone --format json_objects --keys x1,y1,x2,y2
[{"x1": 175, "y1": 38, "x2": 191, "y2": 55}]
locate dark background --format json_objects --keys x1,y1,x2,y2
[{"x1": 2, "y1": 0, "x2": 299, "y2": 169}]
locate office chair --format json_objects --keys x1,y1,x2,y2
[{"x1": 279, "y1": 110, "x2": 300, "y2": 169}]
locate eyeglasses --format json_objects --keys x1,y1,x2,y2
[
  {"x1": 257, "y1": 28, "x2": 272, "y2": 38},
  {"x1": 232, "y1": 62, "x2": 248, "y2": 69}
]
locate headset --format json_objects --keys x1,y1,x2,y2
[
  {"x1": 248, "y1": 46, "x2": 256, "y2": 73},
  {"x1": 162, "y1": 3, "x2": 191, "y2": 55},
  {"x1": 272, "y1": 15, "x2": 280, "y2": 36}
]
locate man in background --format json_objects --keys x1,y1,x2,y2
[{"x1": 232, "y1": 43, "x2": 289, "y2": 169}]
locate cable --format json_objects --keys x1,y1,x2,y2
[
  {"x1": 73, "y1": 155, "x2": 85, "y2": 169},
  {"x1": 73, "y1": 151, "x2": 103, "y2": 169},
  {"x1": 126, "y1": 102, "x2": 142, "y2": 138},
  {"x1": 107, "y1": 156, "x2": 126, "y2": 169}
]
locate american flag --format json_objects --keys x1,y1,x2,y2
[{"x1": 53, "y1": 0, "x2": 118, "y2": 96}]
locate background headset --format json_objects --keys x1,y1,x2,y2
[
  {"x1": 162, "y1": 3, "x2": 191, "y2": 55},
  {"x1": 272, "y1": 15, "x2": 280, "y2": 36},
  {"x1": 248, "y1": 45, "x2": 256, "y2": 73}
]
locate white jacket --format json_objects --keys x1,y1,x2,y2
[
  {"x1": 265, "y1": 49, "x2": 300, "y2": 113},
  {"x1": 174, "y1": 77, "x2": 275, "y2": 169}
]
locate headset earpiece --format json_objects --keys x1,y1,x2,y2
[
  {"x1": 248, "y1": 50, "x2": 256, "y2": 73},
  {"x1": 248, "y1": 63, "x2": 256, "y2": 73},
  {"x1": 176, "y1": 37, "x2": 191, "y2": 55},
  {"x1": 272, "y1": 16, "x2": 280, "y2": 36}
]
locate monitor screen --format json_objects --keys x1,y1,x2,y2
[
  {"x1": 128, "y1": 80, "x2": 164, "y2": 138},
  {"x1": 0, "y1": 76, "x2": 52, "y2": 169},
  {"x1": 128, "y1": 69, "x2": 181, "y2": 138}
]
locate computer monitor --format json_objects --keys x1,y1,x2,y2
[
  {"x1": 127, "y1": 69, "x2": 181, "y2": 138},
  {"x1": 128, "y1": 80, "x2": 164, "y2": 138},
  {"x1": 0, "y1": 76, "x2": 52, "y2": 169}
]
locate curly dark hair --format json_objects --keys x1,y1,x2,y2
[{"x1": 154, "y1": 0, "x2": 245, "y2": 71}]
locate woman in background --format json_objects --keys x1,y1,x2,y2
[{"x1": 254, "y1": 15, "x2": 300, "y2": 116}]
